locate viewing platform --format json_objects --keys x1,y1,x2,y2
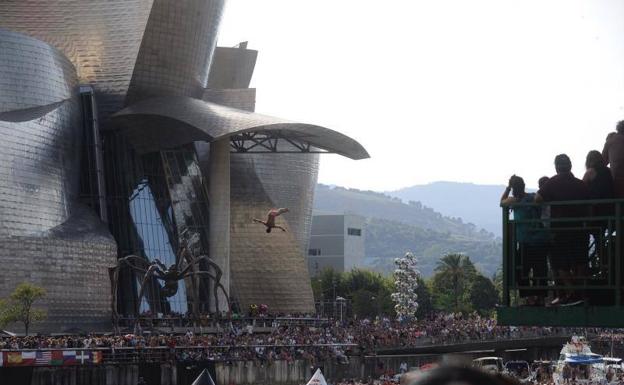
[{"x1": 497, "y1": 198, "x2": 624, "y2": 327}]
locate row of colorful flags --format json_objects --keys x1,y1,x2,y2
[{"x1": 0, "y1": 350, "x2": 103, "y2": 367}]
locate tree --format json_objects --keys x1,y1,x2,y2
[
  {"x1": 469, "y1": 274, "x2": 499, "y2": 314},
  {"x1": 312, "y1": 268, "x2": 394, "y2": 318},
  {"x1": 343, "y1": 269, "x2": 394, "y2": 317},
  {"x1": 432, "y1": 253, "x2": 477, "y2": 312},
  {"x1": 0, "y1": 282, "x2": 47, "y2": 335},
  {"x1": 391, "y1": 252, "x2": 420, "y2": 321},
  {"x1": 415, "y1": 277, "x2": 433, "y2": 318},
  {"x1": 492, "y1": 269, "x2": 503, "y2": 301},
  {"x1": 311, "y1": 268, "x2": 345, "y2": 302},
  {"x1": 352, "y1": 289, "x2": 377, "y2": 318}
]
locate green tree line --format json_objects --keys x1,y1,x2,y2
[{"x1": 312, "y1": 253, "x2": 499, "y2": 318}]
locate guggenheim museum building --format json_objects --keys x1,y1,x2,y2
[{"x1": 0, "y1": 0, "x2": 367, "y2": 331}]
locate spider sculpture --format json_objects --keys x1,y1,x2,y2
[{"x1": 109, "y1": 243, "x2": 229, "y2": 331}]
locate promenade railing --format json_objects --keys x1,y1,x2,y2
[
  {"x1": 0, "y1": 343, "x2": 357, "y2": 367},
  {"x1": 116, "y1": 316, "x2": 332, "y2": 331},
  {"x1": 498, "y1": 198, "x2": 624, "y2": 327}
]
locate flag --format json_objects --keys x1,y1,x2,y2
[
  {"x1": 35, "y1": 351, "x2": 52, "y2": 365},
  {"x1": 50, "y1": 351, "x2": 63, "y2": 366},
  {"x1": 306, "y1": 369, "x2": 328, "y2": 385},
  {"x1": 21, "y1": 351, "x2": 36, "y2": 366},
  {"x1": 90, "y1": 351, "x2": 102, "y2": 364},
  {"x1": 62, "y1": 350, "x2": 76, "y2": 365},
  {"x1": 76, "y1": 351, "x2": 89, "y2": 364},
  {"x1": 7, "y1": 352, "x2": 22, "y2": 366}
]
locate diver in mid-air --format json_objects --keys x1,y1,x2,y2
[{"x1": 253, "y1": 208, "x2": 289, "y2": 233}]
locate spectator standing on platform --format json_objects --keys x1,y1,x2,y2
[
  {"x1": 602, "y1": 120, "x2": 624, "y2": 197},
  {"x1": 582, "y1": 151, "x2": 614, "y2": 303},
  {"x1": 501, "y1": 175, "x2": 545, "y2": 304},
  {"x1": 536, "y1": 154, "x2": 590, "y2": 306},
  {"x1": 538, "y1": 176, "x2": 551, "y2": 227},
  {"x1": 583, "y1": 150, "x2": 614, "y2": 200}
]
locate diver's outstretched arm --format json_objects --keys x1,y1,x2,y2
[
  {"x1": 274, "y1": 225, "x2": 287, "y2": 232},
  {"x1": 253, "y1": 218, "x2": 266, "y2": 225}
]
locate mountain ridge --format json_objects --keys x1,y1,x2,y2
[
  {"x1": 387, "y1": 181, "x2": 509, "y2": 236},
  {"x1": 313, "y1": 183, "x2": 501, "y2": 276}
]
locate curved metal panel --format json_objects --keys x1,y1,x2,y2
[
  {"x1": 207, "y1": 47, "x2": 258, "y2": 89},
  {"x1": 0, "y1": 31, "x2": 116, "y2": 332},
  {"x1": 125, "y1": 0, "x2": 226, "y2": 104},
  {"x1": 113, "y1": 96, "x2": 370, "y2": 159},
  {"x1": 230, "y1": 155, "x2": 316, "y2": 313},
  {"x1": 0, "y1": 30, "x2": 81, "y2": 236},
  {"x1": 206, "y1": 45, "x2": 321, "y2": 282},
  {"x1": 0, "y1": 205, "x2": 117, "y2": 333},
  {"x1": 203, "y1": 88, "x2": 257, "y2": 112},
  {"x1": 0, "y1": 104, "x2": 79, "y2": 236},
  {"x1": 0, "y1": 0, "x2": 154, "y2": 119},
  {"x1": 0, "y1": 29, "x2": 75, "y2": 114},
  {"x1": 200, "y1": 73, "x2": 317, "y2": 312},
  {"x1": 251, "y1": 153, "x2": 320, "y2": 255}
]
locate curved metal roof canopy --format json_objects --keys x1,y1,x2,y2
[{"x1": 112, "y1": 96, "x2": 369, "y2": 160}]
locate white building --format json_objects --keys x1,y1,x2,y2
[{"x1": 307, "y1": 214, "x2": 366, "y2": 276}]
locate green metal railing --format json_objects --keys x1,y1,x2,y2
[{"x1": 499, "y1": 199, "x2": 624, "y2": 326}]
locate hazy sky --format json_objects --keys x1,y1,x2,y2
[{"x1": 218, "y1": 0, "x2": 624, "y2": 191}]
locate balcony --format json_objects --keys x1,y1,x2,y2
[{"x1": 497, "y1": 199, "x2": 624, "y2": 327}]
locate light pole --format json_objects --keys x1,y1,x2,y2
[{"x1": 336, "y1": 296, "x2": 346, "y2": 324}]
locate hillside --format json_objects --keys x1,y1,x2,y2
[
  {"x1": 365, "y1": 218, "x2": 500, "y2": 277},
  {"x1": 388, "y1": 181, "x2": 508, "y2": 236},
  {"x1": 313, "y1": 184, "x2": 501, "y2": 277},
  {"x1": 314, "y1": 184, "x2": 495, "y2": 240}
]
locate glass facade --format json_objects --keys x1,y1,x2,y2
[{"x1": 101, "y1": 130, "x2": 211, "y2": 317}]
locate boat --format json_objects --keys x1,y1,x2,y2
[
  {"x1": 598, "y1": 357, "x2": 623, "y2": 382},
  {"x1": 601, "y1": 356, "x2": 623, "y2": 371},
  {"x1": 553, "y1": 336, "x2": 605, "y2": 384},
  {"x1": 504, "y1": 360, "x2": 532, "y2": 383},
  {"x1": 472, "y1": 357, "x2": 504, "y2": 374}
]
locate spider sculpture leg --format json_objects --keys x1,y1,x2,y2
[
  {"x1": 111, "y1": 255, "x2": 153, "y2": 329},
  {"x1": 185, "y1": 270, "x2": 231, "y2": 315},
  {"x1": 108, "y1": 266, "x2": 120, "y2": 332},
  {"x1": 134, "y1": 264, "x2": 160, "y2": 333}
]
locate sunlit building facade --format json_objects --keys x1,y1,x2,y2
[{"x1": 0, "y1": 0, "x2": 367, "y2": 331}]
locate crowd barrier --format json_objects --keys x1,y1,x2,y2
[{"x1": 0, "y1": 344, "x2": 357, "y2": 367}]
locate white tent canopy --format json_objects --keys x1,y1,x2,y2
[{"x1": 306, "y1": 368, "x2": 328, "y2": 385}]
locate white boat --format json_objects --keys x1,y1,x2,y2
[
  {"x1": 598, "y1": 357, "x2": 623, "y2": 383},
  {"x1": 472, "y1": 357, "x2": 504, "y2": 374},
  {"x1": 553, "y1": 336, "x2": 605, "y2": 384},
  {"x1": 601, "y1": 357, "x2": 623, "y2": 371},
  {"x1": 504, "y1": 360, "x2": 532, "y2": 383}
]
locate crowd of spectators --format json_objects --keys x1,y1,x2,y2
[
  {"x1": 350, "y1": 312, "x2": 590, "y2": 352},
  {"x1": 500, "y1": 120, "x2": 624, "y2": 307},
  {"x1": 0, "y1": 312, "x2": 600, "y2": 364}
]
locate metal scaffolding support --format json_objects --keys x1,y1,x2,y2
[{"x1": 229, "y1": 131, "x2": 330, "y2": 154}]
